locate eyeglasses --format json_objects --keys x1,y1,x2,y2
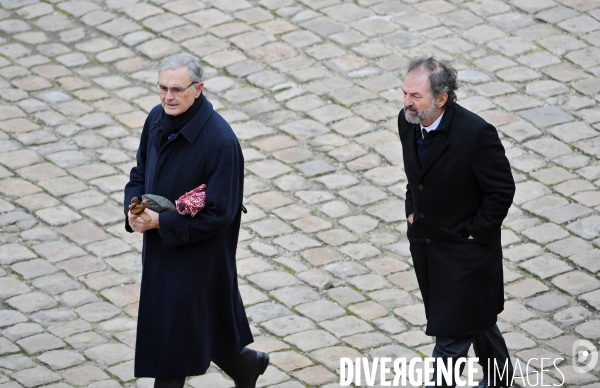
[{"x1": 155, "y1": 82, "x2": 196, "y2": 96}]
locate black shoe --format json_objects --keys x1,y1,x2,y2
[{"x1": 212, "y1": 347, "x2": 269, "y2": 388}]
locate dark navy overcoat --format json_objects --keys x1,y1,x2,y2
[
  {"x1": 398, "y1": 104, "x2": 515, "y2": 337},
  {"x1": 124, "y1": 94, "x2": 253, "y2": 378}
]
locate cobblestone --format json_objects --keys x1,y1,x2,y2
[
  {"x1": 47, "y1": 319, "x2": 91, "y2": 338},
  {"x1": 554, "y1": 306, "x2": 593, "y2": 327},
  {"x1": 6, "y1": 291, "x2": 58, "y2": 313},
  {"x1": 0, "y1": 310, "x2": 28, "y2": 328},
  {"x1": 0, "y1": 354, "x2": 35, "y2": 371},
  {"x1": 17, "y1": 333, "x2": 65, "y2": 354},
  {"x1": 12, "y1": 365, "x2": 61, "y2": 387},
  {"x1": 0, "y1": 277, "x2": 30, "y2": 299},
  {"x1": 84, "y1": 343, "x2": 134, "y2": 365},
  {"x1": 519, "y1": 255, "x2": 572, "y2": 279},
  {"x1": 284, "y1": 329, "x2": 338, "y2": 352},
  {"x1": 65, "y1": 331, "x2": 109, "y2": 350},
  {"x1": 553, "y1": 271, "x2": 600, "y2": 295},
  {"x1": 63, "y1": 364, "x2": 111, "y2": 386},
  {"x1": 520, "y1": 319, "x2": 564, "y2": 339}
]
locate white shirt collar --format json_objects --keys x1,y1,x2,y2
[{"x1": 420, "y1": 110, "x2": 445, "y2": 135}]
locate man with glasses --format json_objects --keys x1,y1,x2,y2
[{"x1": 124, "y1": 53, "x2": 268, "y2": 388}]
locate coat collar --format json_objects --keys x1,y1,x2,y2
[{"x1": 150, "y1": 93, "x2": 214, "y2": 150}]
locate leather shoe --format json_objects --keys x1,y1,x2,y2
[{"x1": 212, "y1": 347, "x2": 269, "y2": 388}]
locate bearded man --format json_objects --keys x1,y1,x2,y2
[
  {"x1": 124, "y1": 53, "x2": 268, "y2": 388},
  {"x1": 397, "y1": 57, "x2": 515, "y2": 388}
]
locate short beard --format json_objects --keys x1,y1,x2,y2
[{"x1": 404, "y1": 97, "x2": 438, "y2": 125}]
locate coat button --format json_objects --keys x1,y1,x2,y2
[
  {"x1": 426, "y1": 238, "x2": 431, "y2": 243},
  {"x1": 418, "y1": 184, "x2": 423, "y2": 190},
  {"x1": 419, "y1": 213, "x2": 424, "y2": 218},
  {"x1": 181, "y1": 236, "x2": 187, "y2": 241}
]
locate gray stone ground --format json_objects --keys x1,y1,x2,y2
[{"x1": 0, "y1": 0, "x2": 599, "y2": 387}]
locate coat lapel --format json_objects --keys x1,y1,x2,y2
[
  {"x1": 149, "y1": 115, "x2": 162, "y2": 153},
  {"x1": 399, "y1": 109, "x2": 422, "y2": 176},
  {"x1": 418, "y1": 105, "x2": 455, "y2": 180},
  {"x1": 419, "y1": 133, "x2": 448, "y2": 179},
  {"x1": 407, "y1": 123, "x2": 422, "y2": 176},
  {"x1": 179, "y1": 94, "x2": 213, "y2": 144}
]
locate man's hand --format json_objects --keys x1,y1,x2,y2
[
  {"x1": 128, "y1": 209, "x2": 159, "y2": 233},
  {"x1": 407, "y1": 212, "x2": 414, "y2": 224}
]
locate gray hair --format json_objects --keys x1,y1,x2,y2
[
  {"x1": 407, "y1": 57, "x2": 458, "y2": 106},
  {"x1": 158, "y1": 53, "x2": 203, "y2": 83}
]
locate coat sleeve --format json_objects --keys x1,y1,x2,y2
[
  {"x1": 466, "y1": 124, "x2": 515, "y2": 245},
  {"x1": 158, "y1": 135, "x2": 243, "y2": 248},
  {"x1": 123, "y1": 119, "x2": 151, "y2": 233}
]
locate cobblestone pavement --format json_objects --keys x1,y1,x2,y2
[{"x1": 0, "y1": 0, "x2": 600, "y2": 387}]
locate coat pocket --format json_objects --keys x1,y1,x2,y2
[{"x1": 406, "y1": 219, "x2": 418, "y2": 238}]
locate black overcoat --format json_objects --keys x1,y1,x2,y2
[
  {"x1": 398, "y1": 103, "x2": 515, "y2": 337},
  {"x1": 124, "y1": 94, "x2": 253, "y2": 378}
]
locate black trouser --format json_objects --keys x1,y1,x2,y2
[{"x1": 430, "y1": 324, "x2": 513, "y2": 387}]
